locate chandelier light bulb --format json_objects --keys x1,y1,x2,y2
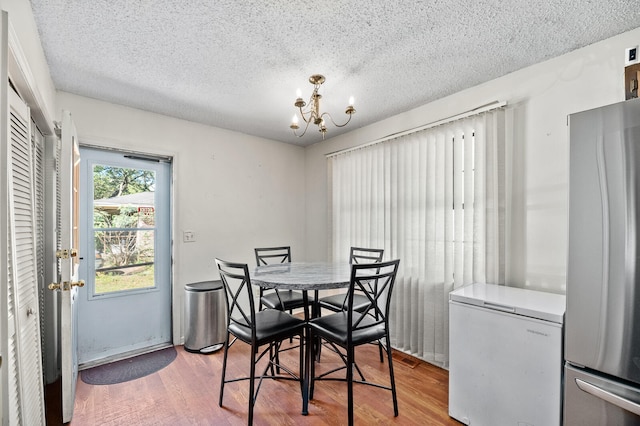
[
  {"x1": 290, "y1": 113, "x2": 300, "y2": 130},
  {"x1": 349, "y1": 96, "x2": 355, "y2": 107},
  {"x1": 296, "y1": 88, "x2": 302, "y2": 98}
]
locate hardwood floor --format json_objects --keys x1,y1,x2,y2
[{"x1": 45, "y1": 342, "x2": 460, "y2": 425}]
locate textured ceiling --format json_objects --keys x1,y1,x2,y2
[{"x1": 28, "y1": 1, "x2": 640, "y2": 146}]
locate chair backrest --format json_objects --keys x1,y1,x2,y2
[
  {"x1": 349, "y1": 247, "x2": 384, "y2": 264},
  {"x1": 255, "y1": 246, "x2": 291, "y2": 266},
  {"x1": 215, "y1": 258, "x2": 256, "y2": 337},
  {"x1": 347, "y1": 259, "x2": 400, "y2": 334}
]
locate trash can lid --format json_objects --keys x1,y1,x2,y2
[{"x1": 185, "y1": 280, "x2": 223, "y2": 292}]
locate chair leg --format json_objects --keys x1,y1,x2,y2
[
  {"x1": 347, "y1": 345, "x2": 355, "y2": 426},
  {"x1": 268, "y1": 344, "x2": 276, "y2": 376},
  {"x1": 315, "y1": 334, "x2": 322, "y2": 362},
  {"x1": 352, "y1": 353, "x2": 366, "y2": 382},
  {"x1": 248, "y1": 344, "x2": 257, "y2": 425},
  {"x1": 314, "y1": 294, "x2": 322, "y2": 362},
  {"x1": 271, "y1": 341, "x2": 282, "y2": 376},
  {"x1": 310, "y1": 333, "x2": 316, "y2": 400},
  {"x1": 219, "y1": 333, "x2": 230, "y2": 407},
  {"x1": 385, "y1": 335, "x2": 398, "y2": 417},
  {"x1": 299, "y1": 330, "x2": 305, "y2": 397}
]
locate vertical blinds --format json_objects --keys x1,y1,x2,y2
[{"x1": 329, "y1": 109, "x2": 505, "y2": 367}]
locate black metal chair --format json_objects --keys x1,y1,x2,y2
[
  {"x1": 255, "y1": 246, "x2": 313, "y2": 312},
  {"x1": 317, "y1": 247, "x2": 385, "y2": 361},
  {"x1": 317, "y1": 247, "x2": 384, "y2": 312},
  {"x1": 215, "y1": 258, "x2": 305, "y2": 425},
  {"x1": 309, "y1": 259, "x2": 401, "y2": 426}
]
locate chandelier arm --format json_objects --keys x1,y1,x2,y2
[
  {"x1": 293, "y1": 116, "x2": 313, "y2": 138},
  {"x1": 320, "y1": 111, "x2": 353, "y2": 128}
]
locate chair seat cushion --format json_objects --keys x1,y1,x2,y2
[
  {"x1": 229, "y1": 309, "x2": 305, "y2": 346},
  {"x1": 309, "y1": 311, "x2": 385, "y2": 347},
  {"x1": 261, "y1": 290, "x2": 314, "y2": 311},
  {"x1": 318, "y1": 293, "x2": 370, "y2": 312}
]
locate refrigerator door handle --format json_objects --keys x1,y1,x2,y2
[{"x1": 575, "y1": 378, "x2": 640, "y2": 416}]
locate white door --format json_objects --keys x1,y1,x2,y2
[
  {"x1": 77, "y1": 147, "x2": 172, "y2": 366},
  {"x1": 0, "y1": 12, "x2": 7, "y2": 423},
  {"x1": 51, "y1": 110, "x2": 82, "y2": 423}
]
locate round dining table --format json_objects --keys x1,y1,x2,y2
[{"x1": 250, "y1": 261, "x2": 352, "y2": 415}]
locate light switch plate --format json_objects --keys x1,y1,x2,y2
[{"x1": 183, "y1": 230, "x2": 196, "y2": 242}]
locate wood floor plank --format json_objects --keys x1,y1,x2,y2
[{"x1": 45, "y1": 343, "x2": 460, "y2": 425}]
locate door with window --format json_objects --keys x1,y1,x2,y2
[
  {"x1": 78, "y1": 147, "x2": 172, "y2": 366},
  {"x1": 57, "y1": 110, "x2": 82, "y2": 423}
]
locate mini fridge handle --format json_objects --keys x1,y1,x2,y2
[{"x1": 482, "y1": 301, "x2": 515, "y2": 312}]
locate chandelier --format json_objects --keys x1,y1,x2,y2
[{"x1": 289, "y1": 74, "x2": 355, "y2": 139}]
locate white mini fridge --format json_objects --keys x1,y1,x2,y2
[{"x1": 448, "y1": 283, "x2": 565, "y2": 426}]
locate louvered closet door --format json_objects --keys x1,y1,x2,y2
[
  {"x1": 4, "y1": 86, "x2": 46, "y2": 425},
  {"x1": 30, "y1": 122, "x2": 47, "y2": 386}
]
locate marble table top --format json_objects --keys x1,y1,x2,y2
[{"x1": 250, "y1": 262, "x2": 352, "y2": 290}]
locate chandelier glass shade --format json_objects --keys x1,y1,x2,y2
[{"x1": 290, "y1": 74, "x2": 355, "y2": 139}]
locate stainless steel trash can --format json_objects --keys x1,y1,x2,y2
[{"x1": 184, "y1": 280, "x2": 227, "y2": 353}]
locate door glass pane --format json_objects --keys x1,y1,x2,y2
[{"x1": 92, "y1": 165, "x2": 156, "y2": 295}]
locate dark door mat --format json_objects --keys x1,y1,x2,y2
[{"x1": 81, "y1": 346, "x2": 177, "y2": 385}]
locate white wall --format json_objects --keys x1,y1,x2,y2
[
  {"x1": 3, "y1": 0, "x2": 56, "y2": 129},
  {"x1": 57, "y1": 92, "x2": 307, "y2": 341},
  {"x1": 304, "y1": 26, "x2": 640, "y2": 294}
]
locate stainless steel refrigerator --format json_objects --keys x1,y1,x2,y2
[{"x1": 566, "y1": 97, "x2": 640, "y2": 425}]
